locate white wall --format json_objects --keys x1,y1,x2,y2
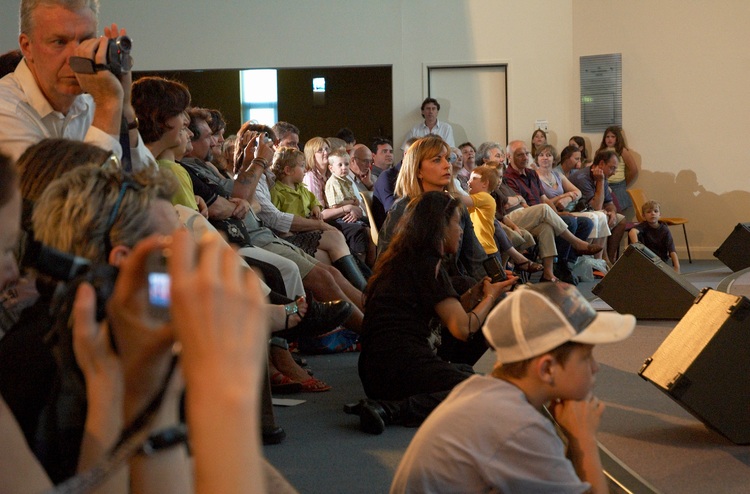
[{"x1": 2, "y1": 0, "x2": 747, "y2": 257}]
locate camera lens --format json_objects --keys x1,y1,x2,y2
[{"x1": 116, "y1": 36, "x2": 132, "y2": 52}]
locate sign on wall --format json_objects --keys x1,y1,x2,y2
[{"x1": 580, "y1": 53, "x2": 622, "y2": 133}]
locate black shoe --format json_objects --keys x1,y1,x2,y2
[
  {"x1": 359, "y1": 400, "x2": 388, "y2": 435},
  {"x1": 262, "y1": 426, "x2": 286, "y2": 445},
  {"x1": 275, "y1": 297, "x2": 354, "y2": 340},
  {"x1": 297, "y1": 298, "x2": 353, "y2": 336}
]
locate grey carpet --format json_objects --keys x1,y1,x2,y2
[{"x1": 264, "y1": 260, "x2": 750, "y2": 493}]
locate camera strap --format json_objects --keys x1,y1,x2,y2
[
  {"x1": 44, "y1": 355, "x2": 178, "y2": 494},
  {"x1": 119, "y1": 116, "x2": 132, "y2": 173}
]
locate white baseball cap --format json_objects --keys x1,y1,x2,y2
[{"x1": 483, "y1": 283, "x2": 635, "y2": 364}]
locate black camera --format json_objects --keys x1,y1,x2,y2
[
  {"x1": 22, "y1": 238, "x2": 117, "y2": 322},
  {"x1": 106, "y1": 35, "x2": 133, "y2": 77},
  {"x1": 68, "y1": 35, "x2": 133, "y2": 77}
]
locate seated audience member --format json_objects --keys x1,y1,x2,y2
[
  {"x1": 504, "y1": 140, "x2": 600, "y2": 284},
  {"x1": 536, "y1": 144, "x2": 610, "y2": 260},
  {"x1": 336, "y1": 127, "x2": 356, "y2": 153},
  {"x1": 475, "y1": 141, "x2": 505, "y2": 168},
  {"x1": 0, "y1": 0, "x2": 153, "y2": 169},
  {"x1": 131, "y1": 76, "x2": 202, "y2": 212},
  {"x1": 324, "y1": 148, "x2": 375, "y2": 267},
  {"x1": 350, "y1": 192, "x2": 516, "y2": 434},
  {"x1": 461, "y1": 165, "x2": 543, "y2": 274},
  {"x1": 391, "y1": 282, "x2": 635, "y2": 494},
  {"x1": 349, "y1": 144, "x2": 375, "y2": 192},
  {"x1": 379, "y1": 136, "x2": 487, "y2": 282},
  {"x1": 456, "y1": 141, "x2": 477, "y2": 190},
  {"x1": 449, "y1": 147, "x2": 468, "y2": 195},
  {"x1": 371, "y1": 137, "x2": 419, "y2": 229},
  {"x1": 569, "y1": 149, "x2": 627, "y2": 263},
  {"x1": 401, "y1": 97, "x2": 455, "y2": 150},
  {"x1": 302, "y1": 137, "x2": 332, "y2": 206},
  {"x1": 569, "y1": 135, "x2": 588, "y2": 163},
  {"x1": 207, "y1": 109, "x2": 231, "y2": 177},
  {"x1": 272, "y1": 121, "x2": 301, "y2": 150},
  {"x1": 629, "y1": 200, "x2": 680, "y2": 273},
  {"x1": 530, "y1": 128, "x2": 547, "y2": 162},
  {"x1": 370, "y1": 137, "x2": 394, "y2": 179},
  {"x1": 557, "y1": 144, "x2": 583, "y2": 177}
]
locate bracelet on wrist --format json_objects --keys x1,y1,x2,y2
[{"x1": 251, "y1": 157, "x2": 268, "y2": 169}]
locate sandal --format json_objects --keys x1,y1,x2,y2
[
  {"x1": 299, "y1": 377, "x2": 332, "y2": 393},
  {"x1": 270, "y1": 371, "x2": 302, "y2": 394},
  {"x1": 515, "y1": 260, "x2": 544, "y2": 273}
]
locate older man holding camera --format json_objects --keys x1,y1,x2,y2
[{"x1": 0, "y1": 0, "x2": 154, "y2": 169}]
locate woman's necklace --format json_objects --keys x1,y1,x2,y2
[{"x1": 538, "y1": 171, "x2": 557, "y2": 188}]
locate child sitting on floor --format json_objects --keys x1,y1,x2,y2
[
  {"x1": 391, "y1": 282, "x2": 635, "y2": 493},
  {"x1": 628, "y1": 200, "x2": 680, "y2": 273}
]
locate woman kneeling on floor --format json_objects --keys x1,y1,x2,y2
[{"x1": 349, "y1": 191, "x2": 516, "y2": 434}]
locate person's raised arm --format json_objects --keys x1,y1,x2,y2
[
  {"x1": 73, "y1": 36, "x2": 124, "y2": 136},
  {"x1": 72, "y1": 284, "x2": 128, "y2": 494},
  {"x1": 104, "y1": 235, "x2": 193, "y2": 494},
  {"x1": 232, "y1": 131, "x2": 275, "y2": 203},
  {"x1": 170, "y1": 230, "x2": 269, "y2": 494}
]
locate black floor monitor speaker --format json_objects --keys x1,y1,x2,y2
[
  {"x1": 713, "y1": 222, "x2": 750, "y2": 271},
  {"x1": 639, "y1": 288, "x2": 750, "y2": 444},
  {"x1": 592, "y1": 243, "x2": 699, "y2": 319}
]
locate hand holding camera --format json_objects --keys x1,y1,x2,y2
[{"x1": 69, "y1": 24, "x2": 134, "y2": 136}]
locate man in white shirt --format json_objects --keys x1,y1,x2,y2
[
  {"x1": 0, "y1": 0, "x2": 154, "y2": 169},
  {"x1": 401, "y1": 97, "x2": 455, "y2": 150}
]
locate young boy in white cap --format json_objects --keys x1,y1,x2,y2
[{"x1": 390, "y1": 282, "x2": 635, "y2": 494}]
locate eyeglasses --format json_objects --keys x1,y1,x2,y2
[
  {"x1": 448, "y1": 153, "x2": 458, "y2": 163},
  {"x1": 355, "y1": 158, "x2": 374, "y2": 165},
  {"x1": 103, "y1": 180, "x2": 143, "y2": 256}
]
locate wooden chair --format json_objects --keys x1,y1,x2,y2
[
  {"x1": 627, "y1": 188, "x2": 692, "y2": 263},
  {"x1": 359, "y1": 190, "x2": 379, "y2": 246}
]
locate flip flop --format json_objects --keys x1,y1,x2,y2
[
  {"x1": 271, "y1": 372, "x2": 302, "y2": 394},
  {"x1": 299, "y1": 377, "x2": 332, "y2": 392}
]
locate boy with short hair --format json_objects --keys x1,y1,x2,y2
[
  {"x1": 325, "y1": 149, "x2": 366, "y2": 219},
  {"x1": 391, "y1": 282, "x2": 635, "y2": 494},
  {"x1": 324, "y1": 149, "x2": 375, "y2": 267},
  {"x1": 628, "y1": 200, "x2": 680, "y2": 273},
  {"x1": 466, "y1": 165, "x2": 500, "y2": 256}
]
